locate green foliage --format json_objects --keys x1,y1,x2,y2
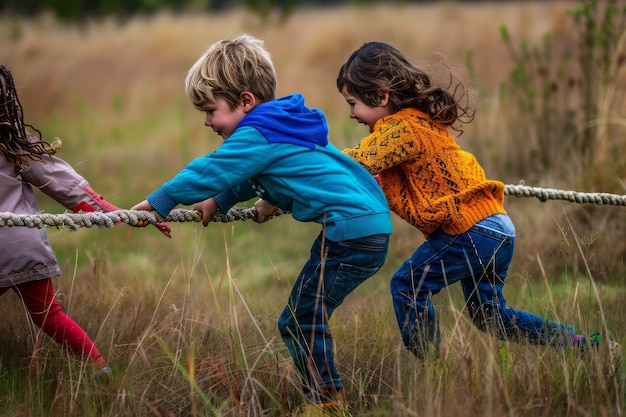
[
  {"x1": 3, "y1": 0, "x2": 447, "y2": 20},
  {"x1": 2, "y1": 0, "x2": 196, "y2": 19},
  {"x1": 239, "y1": 0, "x2": 298, "y2": 22},
  {"x1": 499, "y1": 0, "x2": 626, "y2": 183},
  {"x1": 496, "y1": 0, "x2": 626, "y2": 278}
]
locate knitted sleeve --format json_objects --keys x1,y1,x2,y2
[{"x1": 343, "y1": 115, "x2": 419, "y2": 175}]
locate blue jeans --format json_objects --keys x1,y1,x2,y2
[
  {"x1": 390, "y1": 214, "x2": 574, "y2": 358},
  {"x1": 278, "y1": 232, "x2": 389, "y2": 401}
]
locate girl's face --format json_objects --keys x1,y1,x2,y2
[
  {"x1": 199, "y1": 93, "x2": 254, "y2": 140},
  {"x1": 341, "y1": 85, "x2": 393, "y2": 133}
]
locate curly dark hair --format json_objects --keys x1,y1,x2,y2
[
  {"x1": 336, "y1": 42, "x2": 475, "y2": 132},
  {"x1": 0, "y1": 65, "x2": 56, "y2": 171}
]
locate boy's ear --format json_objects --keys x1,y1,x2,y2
[{"x1": 241, "y1": 92, "x2": 256, "y2": 112}]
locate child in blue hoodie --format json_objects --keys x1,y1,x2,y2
[{"x1": 131, "y1": 33, "x2": 392, "y2": 415}]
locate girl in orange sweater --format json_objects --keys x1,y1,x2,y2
[{"x1": 337, "y1": 41, "x2": 590, "y2": 358}]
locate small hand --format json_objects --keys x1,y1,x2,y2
[
  {"x1": 130, "y1": 200, "x2": 153, "y2": 227},
  {"x1": 130, "y1": 200, "x2": 171, "y2": 238},
  {"x1": 253, "y1": 199, "x2": 279, "y2": 223},
  {"x1": 152, "y1": 222, "x2": 172, "y2": 238},
  {"x1": 192, "y1": 198, "x2": 218, "y2": 226}
]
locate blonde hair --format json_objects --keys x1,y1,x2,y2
[{"x1": 185, "y1": 33, "x2": 276, "y2": 110}]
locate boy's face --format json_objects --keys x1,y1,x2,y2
[
  {"x1": 199, "y1": 97, "x2": 248, "y2": 140},
  {"x1": 341, "y1": 85, "x2": 392, "y2": 133}
]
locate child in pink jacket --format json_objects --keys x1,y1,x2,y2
[{"x1": 0, "y1": 64, "x2": 120, "y2": 378}]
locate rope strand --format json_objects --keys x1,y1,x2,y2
[{"x1": 1, "y1": 184, "x2": 625, "y2": 230}]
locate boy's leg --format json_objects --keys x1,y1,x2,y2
[
  {"x1": 13, "y1": 278, "x2": 107, "y2": 365},
  {"x1": 278, "y1": 233, "x2": 388, "y2": 402}
]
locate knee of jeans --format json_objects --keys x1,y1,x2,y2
[
  {"x1": 277, "y1": 309, "x2": 296, "y2": 337},
  {"x1": 390, "y1": 281, "x2": 413, "y2": 306}
]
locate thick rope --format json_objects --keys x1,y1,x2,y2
[
  {"x1": 504, "y1": 183, "x2": 626, "y2": 205},
  {"x1": 1, "y1": 183, "x2": 625, "y2": 230},
  {"x1": 0, "y1": 207, "x2": 258, "y2": 231}
]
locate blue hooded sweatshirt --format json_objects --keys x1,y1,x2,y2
[{"x1": 146, "y1": 94, "x2": 392, "y2": 241}]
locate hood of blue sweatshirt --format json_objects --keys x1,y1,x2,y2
[{"x1": 238, "y1": 94, "x2": 329, "y2": 149}]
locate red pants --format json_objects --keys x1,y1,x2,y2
[{"x1": 0, "y1": 278, "x2": 105, "y2": 365}]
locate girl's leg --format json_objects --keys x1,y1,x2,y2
[
  {"x1": 460, "y1": 214, "x2": 574, "y2": 346},
  {"x1": 13, "y1": 278, "x2": 107, "y2": 366},
  {"x1": 277, "y1": 233, "x2": 389, "y2": 402},
  {"x1": 464, "y1": 280, "x2": 574, "y2": 345}
]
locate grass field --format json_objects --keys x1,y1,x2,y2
[{"x1": 1, "y1": 2, "x2": 626, "y2": 416}]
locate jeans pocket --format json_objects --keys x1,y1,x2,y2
[
  {"x1": 326, "y1": 263, "x2": 381, "y2": 305},
  {"x1": 472, "y1": 214, "x2": 515, "y2": 239}
]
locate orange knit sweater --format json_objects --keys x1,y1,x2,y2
[{"x1": 343, "y1": 108, "x2": 506, "y2": 238}]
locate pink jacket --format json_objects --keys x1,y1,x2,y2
[{"x1": 0, "y1": 136, "x2": 119, "y2": 286}]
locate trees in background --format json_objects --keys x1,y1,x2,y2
[{"x1": 1, "y1": 0, "x2": 383, "y2": 20}]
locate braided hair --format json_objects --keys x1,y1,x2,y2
[{"x1": 0, "y1": 65, "x2": 57, "y2": 171}]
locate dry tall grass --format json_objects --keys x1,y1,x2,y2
[
  {"x1": 0, "y1": 2, "x2": 625, "y2": 416},
  {"x1": 1, "y1": 3, "x2": 573, "y2": 117}
]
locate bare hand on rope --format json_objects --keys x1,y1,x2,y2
[
  {"x1": 253, "y1": 199, "x2": 279, "y2": 223},
  {"x1": 192, "y1": 197, "x2": 219, "y2": 226},
  {"x1": 129, "y1": 200, "x2": 172, "y2": 238}
]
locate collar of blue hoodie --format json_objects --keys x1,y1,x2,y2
[{"x1": 238, "y1": 94, "x2": 329, "y2": 150}]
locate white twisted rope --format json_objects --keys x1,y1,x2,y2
[
  {"x1": 504, "y1": 183, "x2": 626, "y2": 205},
  {"x1": 0, "y1": 208, "x2": 191, "y2": 231},
  {"x1": 1, "y1": 184, "x2": 624, "y2": 230},
  {"x1": 0, "y1": 207, "x2": 265, "y2": 231}
]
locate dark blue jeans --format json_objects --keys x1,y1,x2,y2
[
  {"x1": 277, "y1": 232, "x2": 389, "y2": 401},
  {"x1": 390, "y1": 214, "x2": 575, "y2": 358}
]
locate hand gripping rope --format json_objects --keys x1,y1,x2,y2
[{"x1": 1, "y1": 183, "x2": 626, "y2": 230}]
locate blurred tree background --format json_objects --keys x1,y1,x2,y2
[{"x1": 3, "y1": 0, "x2": 489, "y2": 21}]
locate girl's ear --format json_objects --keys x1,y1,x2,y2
[
  {"x1": 378, "y1": 91, "x2": 390, "y2": 107},
  {"x1": 241, "y1": 92, "x2": 256, "y2": 112}
]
